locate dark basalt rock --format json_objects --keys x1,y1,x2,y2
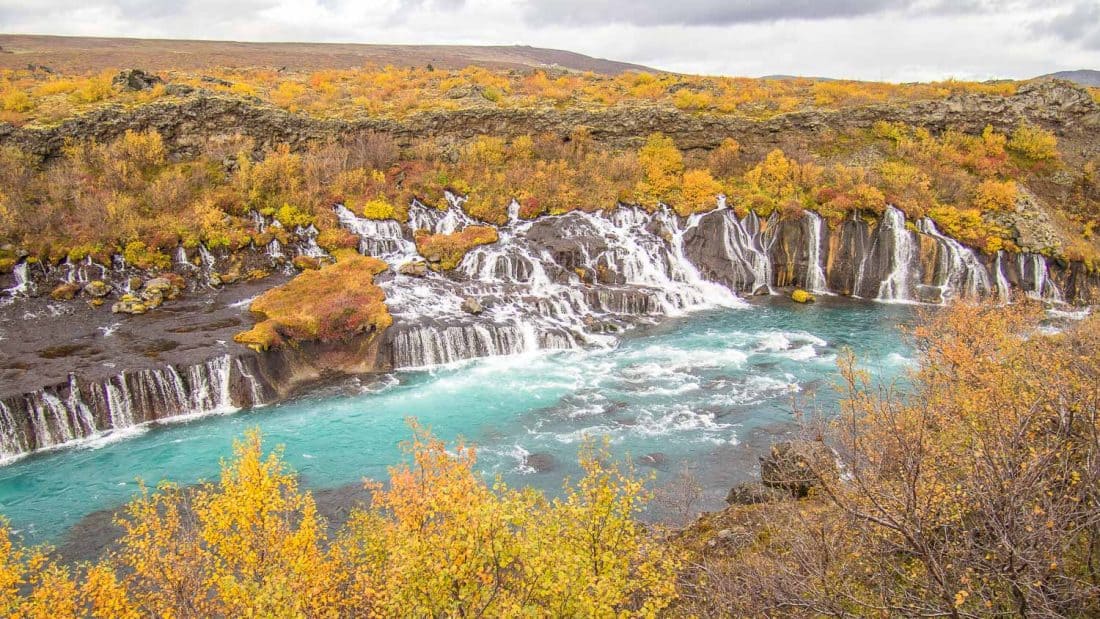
[
  {"x1": 726, "y1": 481, "x2": 789, "y2": 505},
  {"x1": 112, "y1": 68, "x2": 163, "y2": 92},
  {"x1": 759, "y1": 440, "x2": 838, "y2": 498},
  {"x1": 523, "y1": 452, "x2": 557, "y2": 473},
  {"x1": 637, "y1": 452, "x2": 669, "y2": 469}
]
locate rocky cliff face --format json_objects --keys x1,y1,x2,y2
[
  {"x1": 3, "y1": 199, "x2": 1095, "y2": 460},
  {"x1": 3, "y1": 80, "x2": 1097, "y2": 159}
]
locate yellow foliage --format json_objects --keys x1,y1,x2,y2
[
  {"x1": 972, "y1": 178, "x2": 1017, "y2": 212},
  {"x1": 1, "y1": 90, "x2": 32, "y2": 113},
  {"x1": 1007, "y1": 123, "x2": 1059, "y2": 161},
  {"x1": 635, "y1": 133, "x2": 684, "y2": 206},
  {"x1": 679, "y1": 168, "x2": 722, "y2": 216},
  {"x1": 360, "y1": 197, "x2": 397, "y2": 220}
]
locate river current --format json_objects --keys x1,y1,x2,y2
[{"x1": 0, "y1": 297, "x2": 914, "y2": 546}]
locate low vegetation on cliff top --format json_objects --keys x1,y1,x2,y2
[
  {"x1": 0, "y1": 64, "x2": 1031, "y2": 126},
  {"x1": 2, "y1": 111, "x2": 1097, "y2": 277},
  {"x1": 1, "y1": 303, "x2": 1096, "y2": 617}
]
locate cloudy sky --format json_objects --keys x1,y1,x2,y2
[{"x1": 1, "y1": 0, "x2": 1097, "y2": 81}]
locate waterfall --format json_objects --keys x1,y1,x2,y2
[
  {"x1": 266, "y1": 239, "x2": 284, "y2": 260},
  {"x1": 993, "y1": 251, "x2": 1011, "y2": 303},
  {"x1": 876, "y1": 207, "x2": 916, "y2": 302},
  {"x1": 1018, "y1": 253, "x2": 1063, "y2": 303},
  {"x1": 335, "y1": 204, "x2": 416, "y2": 260},
  {"x1": 6, "y1": 262, "x2": 29, "y2": 297},
  {"x1": 915, "y1": 218, "x2": 992, "y2": 302},
  {"x1": 804, "y1": 211, "x2": 829, "y2": 294},
  {"x1": 295, "y1": 225, "x2": 327, "y2": 258},
  {"x1": 0, "y1": 354, "x2": 251, "y2": 458},
  {"x1": 339, "y1": 199, "x2": 745, "y2": 370}
]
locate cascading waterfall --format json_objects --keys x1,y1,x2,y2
[
  {"x1": 804, "y1": 211, "x2": 829, "y2": 293},
  {"x1": 0, "y1": 355, "x2": 252, "y2": 459},
  {"x1": 875, "y1": 207, "x2": 916, "y2": 302},
  {"x1": 993, "y1": 251, "x2": 1011, "y2": 303},
  {"x1": 2, "y1": 195, "x2": 1080, "y2": 460},
  {"x1": 5, "y1": 261, "x2": 29, "y2": 298},
  {"x1": 1018, "y1": 253, "x2": 1063, "y2": 303},
  {"x1": 915, "y1": 218, "x2": 993, "y2": 302},
  {"x1": 335, "y1": 204, "x2": 416, "y2": 260}
]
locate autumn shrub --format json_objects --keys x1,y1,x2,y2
[
  {"x1": 972, "y1": 178, "x2": 1018, "y2": 211},
  {"x1": 414, "y1": 226, "x2": 499, "y2": 270},
  {"x1": 679, "y1": 304, "x2": 1100, "y2": 617},
  {"x1": 634, "y1": 133, "x2": 684, "y2": 206},
  {"x1": 1007, "y1": 123, "x2": 1059, "y2": 162}
]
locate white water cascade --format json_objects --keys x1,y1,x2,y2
[
  {"x1": 804, "y1": 211, "x2": 829, "y2": 294},
  {"x1": 0, "y1": 355, "x2": 249, "y2": 459},
  {"x1": 1018, "y1": 253, "x2": 1064, "y2": 303},
  {"x1": 876, "y1": 207, "x2": 916, "y2": 302},
  {"x1": 915, "y1": 218, "x2": 993, "y2": 303}
]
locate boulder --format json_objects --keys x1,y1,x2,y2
[
  {"x1": 292, "y1": 255, "x2": 322, "y2": 271},
  {"x1": 759, "y1": 440, "x2": 837, "y2": 498},
  {"x1": 460, "y1": 296, "x2": 484, "y2": 315},
  {"x1": 49, "y1": 282, "x2": 81, "y2": 301},
  {"x1": 111, "y1": 294, "x2": 147, "y2": 315},
  {"x1": 112, "y1": 69, "x2": 163, "y2": 91},
  {"x1": 523, "y1": 452, "x2": 557, "y2": 473},
  {"x1": 83, "y1": 280, "x2": 111, "y2": 298},
  {"x1": 725, "y1": 481, "x2": 789, "y2": 505},
  {"x1": 163, "y1": 84, "x2": 194, "y2": 97},
  {"x1": 637, "y1": 452, "x2": 669, "y2": 469},
  {"x1": 399, "y1": 260, "x2": 428, "y2": 277},
  {"x1": 127, "y1": 277, "x2": 143, "y2": 291},
  {"x1": 791, "y1": 289, "x2": 815, "y2": 303}
]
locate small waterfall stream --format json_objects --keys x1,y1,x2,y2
[
  {"x1": 876, "y1": 207, "x2": 916, "y2": 302},
  {"x1": 804, "y1": 211, "x2": 829, "y2": 294}
]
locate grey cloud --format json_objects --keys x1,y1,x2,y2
[
  {"x1": 1034, "y1": 2, "x2": 1100, "y2": 50},
  {"x1": 520, "y1": 0, "x2": 1032, "y2": 27}
]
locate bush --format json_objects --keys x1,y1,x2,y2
[
  {"x1": 414, "y1": 226, "x2": 499, "y2": 270},
  {"x1": 1007, "y1": 123, "x2": 1059, "y2": 161}
]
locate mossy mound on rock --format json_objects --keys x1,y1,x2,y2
[
  {"x1": 414, "y1": 226, "x2": 499, "y2": 271},
  {"x1": 234, "y1": 255, "x2": 391, "y2": 352},
  {"x1": 790, "y1": 289, "x2": 815, "y2": 303}
]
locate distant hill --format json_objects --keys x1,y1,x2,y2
[
  {"x1": 0, "y1": 34, "x2": 658, "y2": 75},
  {"x1": 1035, "y1": 70, "x2": 1100, "y2": 87}
]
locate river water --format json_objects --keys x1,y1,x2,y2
[{"x1": 0, "y1": 297, "x2": 915, "y2": 546}]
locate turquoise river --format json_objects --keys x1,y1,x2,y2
[{"x1": 0, "y1": 297, "x2": 916, "y2": 547}]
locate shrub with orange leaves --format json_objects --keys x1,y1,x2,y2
[
  {"x1": 414, "y1": 225, "x2": 499, "y2": 270},
  {"x1": 677, "y1": 304, "x2": 1100, "y2": 617}
]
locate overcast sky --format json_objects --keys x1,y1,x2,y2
[{"x1": 1, "y1": 0, "x2": 1097, "y2": 81}]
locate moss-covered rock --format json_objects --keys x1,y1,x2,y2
[
  {"x1": 83, "y1": 280, "x2": 111, "y2": 298},
  {"x1": 234, "y1": 254, "x2": 391, "y2": 352},
  {"x1": 790, "y1": 289, "x2": 815, "y2": 303},
  {"x1": 50, "y1": 282, "x2": 81, "y2": 301}
]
